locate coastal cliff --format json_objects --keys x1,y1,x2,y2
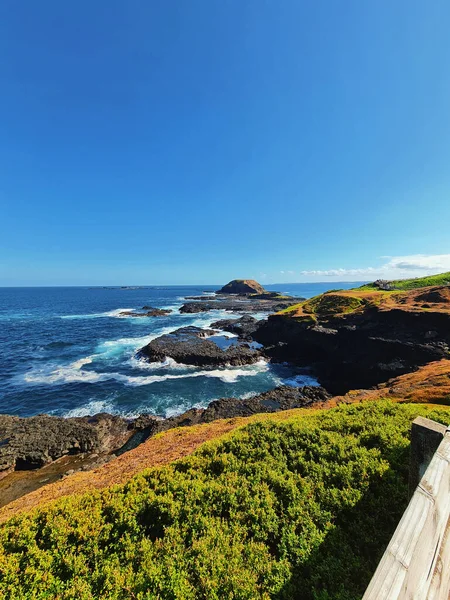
[{"x1": 255, "y1": 278, "x2": 450, "y2": 393}]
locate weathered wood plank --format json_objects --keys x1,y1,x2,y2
[
  {"x1": 409, "y1": 416, "x2": 447, "y2": 496},
  {"x1": 363, "y1": 429, "x2": 450, "y2": 600}
]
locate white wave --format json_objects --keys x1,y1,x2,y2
[
  {"x1": 71, "y1": 356, "x2": 95, "y2": 369},
  {"x1": 94, "y1": 326, "x2": 177, "y2": 357},
  {"x1": 117, "y1": 359, "x2": 269, "y2": 386},
  {"x1": 61, "y1": 308, "x2": 135, "y2": 320},
  {"x1": 204, "y1": 331, "x2": 238, "y2": 339},
  {"x1": 64, "y1": 399, "x2": 118, "y2": 418},
  {"x1": 129, "y1": 355, "x2": 197, "y2": 371},
  {"x1": 238, "y1": 391, "x2": 259, "y2": 400},
  {"x1": 24, "y1": 364, "x2": 104, "y2": 384},
  {"x1": 24, "y1": 359, "x2": 269, "y2": 387},
  {"x1": 281, "y1": 373, "x2": 320, "y2": 387}
]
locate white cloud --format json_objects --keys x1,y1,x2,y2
[
  {"x1": 383, "y1": 254, "x2": 450, "y2": 272},
  {"x1": 297, "y1": 254, "x2": 450, "y2": 281},
  {"x1": 300, "y1": 267, "x2": 376, "y2": 277}
]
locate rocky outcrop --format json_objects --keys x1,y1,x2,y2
[
  {"x1": 121, "y1": 385, "x2": 331, "y2": 451},
  {"x1": 0, "y1": 382, "x2": 329, "y2": 478},
  {"x1": 179, "y1": 302, "x2": 211, "y2": 314},
  {"x1": 210, "y1": 315, "x2": 259, "y2": 340},
  {"x1": 254, "y1": 287, "x2": 450, "y2": 394},
  {"x1": 138, "y1": 326, "x2": 262, "y2": 367},
  {"x1": 119, "y1": 307, "x2": 172, "y2": 317},
  {"x1": 179, "y1": 296, "x2": 301, "y2": 314},
  {"x1": 217, "y1": 279, "x2": 266, "y2": 295},
  {"x1": 0, "y1": 413, "x2": 133, "y2": 474}
]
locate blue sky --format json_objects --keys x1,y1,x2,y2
[{"x1": 1, "y1": 1, "x2": 450, "y2": 286}]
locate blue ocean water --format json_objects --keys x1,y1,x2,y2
[{"x1": 0, "y1": 283, "x2": 362, "y2": 418}]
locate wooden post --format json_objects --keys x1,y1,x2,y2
[
  {"x1": 409, "y1": 416, "x2": 447, "y2": 497},
  {"x1": 363, "y1": 423, "x2": 450, "y2": 600}
]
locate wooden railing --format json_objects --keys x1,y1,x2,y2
[{"x1": 363, "y1": 417, "x2": 450, "y2": 600}]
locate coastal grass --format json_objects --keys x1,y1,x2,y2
[
  {"x1": 275, "y1": 285, "x2": 450, "y2": 320},
  {"x1": 1, "y1": 401, "x2": 450, "y2": 599},
  {"x1": 275, "y1": 291, "x2": 377, "y2": 320},
  {"x1": 358, "y1": 271, "x2": 450, "y2": 291}
]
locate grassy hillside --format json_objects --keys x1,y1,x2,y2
[
  {"x1": 359, "y1": 271, "x2": 450, "y2": 291},
  {"x1": 276, "y1": 271, "x2": 450, "y2": 320},
  {"x1": 1, "y1": 401, "x2": 449, "y2": 599},
  {"x1": 276, "y1": 285, "x2": 450, "y2": 321}
]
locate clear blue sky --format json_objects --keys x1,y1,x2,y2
[{"x1": 1, "y1": 0, "x2": 450, "y2": 286}]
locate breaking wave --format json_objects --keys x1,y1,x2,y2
[
  {"x1": 61, "y1": 308, "x2": 135, "y2": 319},
  {"x1": 24, "y1": 359, "x2": 269, "y2": 387}
]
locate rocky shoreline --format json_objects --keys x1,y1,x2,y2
[
  {"x1": 255, "y1": 286, "x2": 450, "y2": 394},
  {"x1": 2, "y1": 276, "x2": 450, "y2": 506},
  {"x1": 0, "y1": 384, "x2": 331, "y2": 506}
]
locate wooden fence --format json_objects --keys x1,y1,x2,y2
[{"x1": 363, "y1": 418, "x2": 450, "y2": 599}]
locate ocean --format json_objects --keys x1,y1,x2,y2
[{"x1": 0, "y1": 283, "x2": 361, "y2": 418}]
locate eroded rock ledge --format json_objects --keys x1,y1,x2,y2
[
  {"x1": 137, "y1": 326, "x2": 262, "y2": 367},
  {"x1": 255, "y1": 286, "x2": 450, "y2": 394},
  {"x1": 0, "y1": 385, "x2": 330, "y2": 480},
  {"x1": 0, "y1": 413, "x2": 133, "y2": 474}
]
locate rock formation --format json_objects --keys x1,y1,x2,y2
[
  {"x1": 0, "y1": 413, "x2": 133, "y2": 474},
  {"x1": 254, "y1": 286, "x2": 450, "y2": 394},
  {"x1": 137, "y1": 326, "x2": 262, "y2": 367},
  {"x1": 217, "y1": 279, "x2": 267, "y2": 295},
  {"x1": 210, "y1": 315, "x2": 259, "y2": 340},
  {"x1": 119, "y1": 307, "x2": 172, "y2": 317}
]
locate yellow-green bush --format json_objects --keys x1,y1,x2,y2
[{"x1": 0, "y1": 401, "x2": 449, "y2": 599}]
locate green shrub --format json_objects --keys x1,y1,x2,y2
[{"x1": 0, "y1": 401, "x2": 449, "y2": 599}]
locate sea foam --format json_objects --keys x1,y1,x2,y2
[
  {"x1": 61, "y1": 308, "x2": 135, "y2": 320},
  {"x1": 23, "y1": 359, "x2": 269, "y2": 387}
]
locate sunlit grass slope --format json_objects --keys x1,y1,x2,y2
[
  {"x1": 358, "y1": 271, "x2": 450, "y2": 291},
  {"x1": 1, "y1": 400, "x2": 450, "y2": 600}
]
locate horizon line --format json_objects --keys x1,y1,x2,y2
[{"x1": 0, "y1": 280, "x2": 371, "y2": 289}]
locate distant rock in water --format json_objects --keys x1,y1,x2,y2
[
  {"x1": 217, "y1": 279, "x2": 267, "y2": 295},
  {"x1": 138, "y1": 326, "x2": 262, "y2": 367},
  {"x1": 119, "y1": 307, "x2": 172, "y2": 318},
  {"x1": 179, "y1": 296, "x2": 301, "y2": 314}
]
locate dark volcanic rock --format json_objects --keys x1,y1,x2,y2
[
  {"x1": 217, "y1": 279, "x2": 266, "y2": 295},
  {"x1": 179, "y1": 302, "x2": 211, "y2": 314},
  {"x1": 254, "y1": 307, "x2": 450, "y2": 394},
  {"x1": 179, "y1": 296, "x2": 301, "y2": 315},
  {"x1": 119, "y1": 307, "x2": 172, "y2": 317},
  {"x1": 210, "y1": 315, "x2": 259, "y2": 340},
  {"x1": 0, "y1": 413, "x2": 132, "y2": 474},
  {"x1": 138, "y1": 326, "x2": 261, "y2": 367},
  {"x1": 0, "y1": 382, "x2": 330, "y2": 482},
  {"x1": 200, "y1": 385, "x2": 330, "y2": 420},
  {"x1": 125, "y1": 385, "x2": 331, "y2": 444}
]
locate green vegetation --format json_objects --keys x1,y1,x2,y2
[
  {"x1": 276, "y1": 293, "x2": 365, "y2": 320},
  {"x1": 303, "y1": 293, "x2": 363, "y2": 316},
  {"x1": 1, "y1": 401, "x2": 449, "y2": 599},
  {"x1": 359, "y1": 271, "x2": 450, "y2": 291},
  {"x1": 276, "y1": 302, "x2": 304, "y2": 315}
]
